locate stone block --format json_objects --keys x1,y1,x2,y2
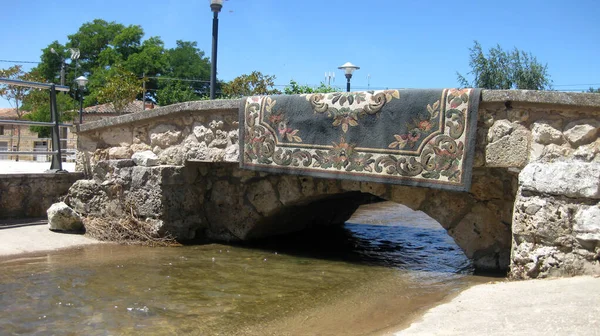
[
  {"x1": 149, "y1": 124, "x2": 182, "y2": 148},
  {"x1": 388, "y1": 185, "x2": 427, "y2": 210},
  {"x1": 132, "y1": 150, "x2": 159, "y2": 167},
  {"x1": 520, "y1": 162, "x2": 600, "y2": 199},
  {"x1": 485, "y1": 127, "x2": 530, "y2": 168},
  {"x1": 449, "y1": 203, "x2": 510, "y2": 259},
  {"x1": 108, "y1": 146, "x2": 132, "y2": 159},
  {"x1": 564, "y1": 119, "x2": 599, "y2": 147},
  {"x1": 47, "y1": 202, "x2": 83, "y2": 232},
  {"x1": 531, "y1": 120, "x2": 564, "y2": 145},
  {"x1": 574, "y1": 205, "x2": 600, "y2": 243},
  {"x1": 486, "y1": 120, "x2": 513, "y2": 143},
  {"x1": 246, "y1": 179, "x2": 281, "y2": 216},
  {"x1": 277, "y1": 176, "x2": 303, "y2": 205}
]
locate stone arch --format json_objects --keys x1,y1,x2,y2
[{"x1": 195, "y1": 163, "x2": 516, "y2": 272}]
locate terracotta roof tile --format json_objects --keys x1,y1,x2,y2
[
  {"x1": 0, "y1": 108, "x2": 30, "y2": 120},
  {"x1": 83, "y1": 101, "x2": 158, "y2": 114}
]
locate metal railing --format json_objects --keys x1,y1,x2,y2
[{"x1": 0, "y1": 78, "x2": 71, "y2": 171}]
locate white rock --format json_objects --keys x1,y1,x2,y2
[
  {"x1": 108, "y1": 146, "x2": 132, "y2": 159},
  {"x1": 149, "y1": 124, "x2": 182, "y2": 148},
  {"x1": 564, "y1": 120, "x2": 598, "y2": 147},
  {"x1": 132, "y1": 150, "x2": 159, "y2": 167},
  {"x1": 47, "y1": 202, "x2": 83, "y2": 232},
  {"x1": 487, "y1": 120, "x2": 514, "y2": 143},
  {"x1": 520, "y1": 162, "x2": 600, "y2": 199},
  {"x1": 574, "y1": 206, "x2": 600, "y2": 242},
  {"x1": 531, "y1": 121, "x2": 564, "y2": 145},
  {"x1": 192, "y1": 124, "x2": 209, "y2": 141}
]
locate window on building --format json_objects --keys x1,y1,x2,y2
[{"x1": 0, "y1": 126, "x2": 4, "y2": 135}]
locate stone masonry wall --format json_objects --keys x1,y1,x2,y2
[
  {"x1": 479, "y1": 91, "x2": 600, "y2": 278},
  {"x1": 0, "y1": 173, "x2": 84, "y2": 219},
  {"x1": 72, "y1": 91, "x2": 600, "y2": 278},
  {"x1": 64, "y1": 160, "x2": 515, "y2": 273}
]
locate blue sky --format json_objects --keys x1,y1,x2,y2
[{"x1": 1, "y1": 0, "x2": 599, "y2": 108}]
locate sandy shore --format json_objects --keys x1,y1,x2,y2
[
  {"x1": 393, "y1": 275, "x2": 600, "y2": 336},
  {"x1": 0, "y1": 222, "x2": 101, "y2": 257}
]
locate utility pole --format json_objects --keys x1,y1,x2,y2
[
  {"x1": 325, "y1": 72, "x2": 335, "y2": 86},
  {"x1": 142, "y1": 72, "x2": 146, "y2": 111}
]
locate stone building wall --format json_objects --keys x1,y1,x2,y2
[
  {"x1": 0, "y1": 173, "x2": 84, "y2": 218},
  {"x1": 71, "y1": 90, "x2": 600, "y2": 278}
]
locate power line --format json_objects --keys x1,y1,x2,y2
[
  {"x1": 145, "y1": 76, "x2": 210, "y2": 83},
  {"x1": 0, "y1": 59, "x2": 40, "y2": 64}
]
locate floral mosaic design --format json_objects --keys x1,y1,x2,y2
[
  {"x1": 307, "y1": 90, "x2": 400, "y2": 133},
  {"x1": 241, "y1": 88, "x2": 479, "y2": 191}
]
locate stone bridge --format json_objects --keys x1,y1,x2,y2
[{"x1": 69, "y1": 90, "x2": 600, "y2": 279}]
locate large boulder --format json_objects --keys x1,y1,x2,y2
[{"x1": 47, "y1": 202, "x2": 84, "y2": 232}]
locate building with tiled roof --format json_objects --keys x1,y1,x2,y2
[{"x1": 0, "y1": 108, "x2": 51, "y2": 161}]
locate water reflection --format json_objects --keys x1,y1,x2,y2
[{"x1": 0, "y1": 202, "x2": 490, "y2": 335}]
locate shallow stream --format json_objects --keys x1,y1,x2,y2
[{"x1": 0, "y1": 202, "x2": 496, "y2": 335}]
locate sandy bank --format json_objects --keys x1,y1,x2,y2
[
  {"x1": 0, "y1": 222, "x2": 101, "y2": 257},
  {"x1": 393, "y1": 275, "x2": 600, "y2": 336}
]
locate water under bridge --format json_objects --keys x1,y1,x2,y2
[{"x1": 10, "y1": 89, "x2": 600, "y2": 279}]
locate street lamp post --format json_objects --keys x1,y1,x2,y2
[
  {"x1": 338, "y1": 62, "x2": 360, "y2": 92},
  {"x1": 210, "y1": 0, "x2": 223, "y2": 100},
  {"x1": 75, "y1": 76, "x2": 88, "y2": 124}
]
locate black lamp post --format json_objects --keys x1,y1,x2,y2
[
  {"x1": 210, "y1": 0, "x2": 223, "y2": 100},
  {"x1": 75, "y1": 76, "x2": 88, "y2": 124},
  {"x1": 338, "y1": 62, "x2": 360, "y2": 92}
]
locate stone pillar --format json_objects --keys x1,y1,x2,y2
[{"x1": 510, "y1": 162, "x2": 600, "y2": 278}]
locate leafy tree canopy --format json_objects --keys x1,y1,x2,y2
[
  {"x1": 457, "y1": 41, "x2": 552, "y2": 90},
  {"x1": 223, "y1": 71, "x2": 281, "y2": 97},
  {"x1": 284, "y1": 80, "x2": 338, "y2": 94},
  {"x1": 30, "y1": 19, "x2": 212, "y2": 108}
]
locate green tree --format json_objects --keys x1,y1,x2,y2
[
  {"x1": 284, "y1": 80, "x2": 338, "y2": 94},
  {"x1": 223, "y1": 71, "x2": 281, "y2": 97},
  {"x1": 153, "y1": 40, "x2": 212, "y2": 104},
  {"x1": 96, "y1": 66, "x2": 144, "y2": 112},
  {"x1": 23, "y1": 90, "x2": 77, "y2": 138},
  {"x1": 457, "y1": 41, "x2": 552, "y2": 90},
  {"x1": 587, "y1": 87, "x2": 600, "y2": 93},
  {"x1": 0, "y1": 65, "x2": 40, "y2": 160},
  {"x1": 157, "y1": 81, "x2": 200, "y2": 106}
]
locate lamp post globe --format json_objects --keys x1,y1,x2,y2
[
  {"x1": 75, "y1": 76, "x2": 88, "y2": 124},
  {"x1": 210, "y1": 0, "x2": 223, "y2": 100},
  {"x1": 338, "y1": 62, "x2": 360, "y2": 92}
]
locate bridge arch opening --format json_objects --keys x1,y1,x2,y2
[{"x1": 194, "y1": 164, "x2": 514, "y2": 273}]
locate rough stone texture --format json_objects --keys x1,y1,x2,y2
[
  {"x1": 70, "y1": 91, "x2": 600, "y2": 279},
  {"x1": 0, "y1": 173, "x2": 84, "y2": 219},
  {"x1": 47, "y1": 202, "x2": 83, "y2": 232},
  {"x1": 531, "y1": 120, "x2": 564, "y2": 145},
  {"x1": 149, "y1": 124, "x2": 182, "y2": 148},
  {"x1": 511, "y1": 195, "x2": 600, "y2": 279},
  {"x1": 63, "y1": 161, "x2": 514, "y2": 273},
  {"x1": 520, "y1": 162, "x2": 600, "y2": 199},
  {"x1": 108, "y1": 146, "x2": 133, "y2": 159},
  {"x1": 564, "y1": 119, "x2": 598, "y2": 147},
  {"x1": 132, "y1": 150, "x2": 159, "y2": 167},
  {"x1": 485, "y1": 123, "x2": 530, "y2": 167},
  {"x1": 574, "y1": 205, "x2": 600, "y2": 245}
]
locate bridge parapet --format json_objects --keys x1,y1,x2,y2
[{"x1": 71, "y1": 90, "x2": 600, "y2": 279}]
